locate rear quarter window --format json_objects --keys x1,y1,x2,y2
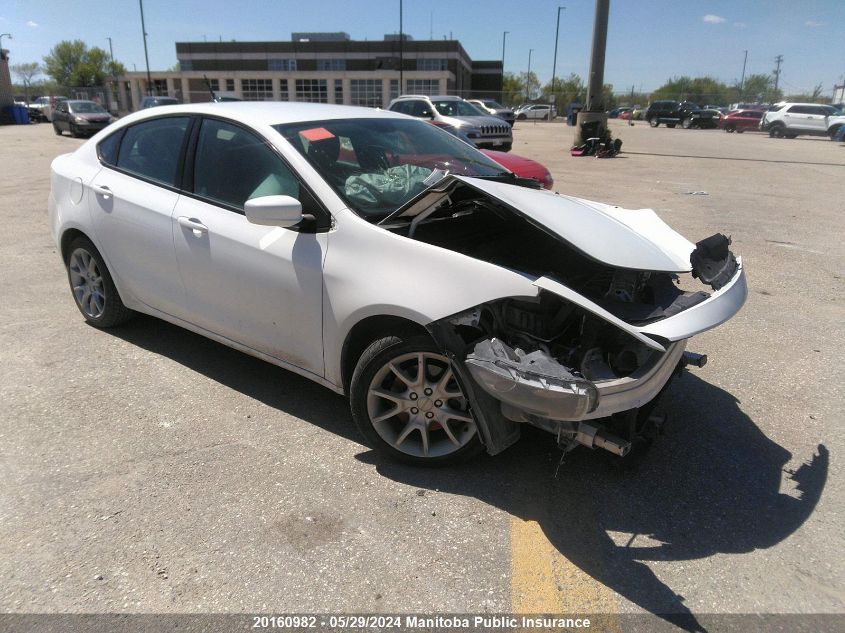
[{"x1": 97, "y1": 129, "x2": 124, "y2": 166}]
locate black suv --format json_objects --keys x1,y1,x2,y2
[{"x1": 645, "y1": 101, "x2": 718, "y2": 129}]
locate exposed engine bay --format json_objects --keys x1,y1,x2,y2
[{"x1": 400, "y1": 179, "x2": 741, "y2": 458}]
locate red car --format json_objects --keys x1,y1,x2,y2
[
  {"x1": 719, "y1": 109, "x2": 764, "y2": 133},
  {"x1": 618, "y1": 110, "x2": 632, "y2": 120},
  {"x1": 481, "y1": 149, "x2": 554, "y2": 189}
]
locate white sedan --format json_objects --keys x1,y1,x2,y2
[{"x1": 49, "y1": 102, "x2": 747, "y2": 465}]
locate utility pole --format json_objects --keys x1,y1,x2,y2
[
  {"x1": 574, "y1": 0, "x2": 611, "y2": 145},
  {"x1": 139, "y1": 0, "x2": 152, "y2": 96},
  {"x1": 739, "y1": 50, "x2": 748, "y2": 98},
  {"x1": 502, "y1": 31, "x2": 509, "y2": 69},
  {"x1": 773, "y1": 54, "x2": 783, "y2": 96},
  {"x1": 399, "y1": 0, "x2": 404, "y2": 96},
  {"x1": 106, "y1": 36, "x2": 115, "y2": 112},
  {"x1": 525, "y1": 49, "x2": 534, "y2": 102},
  {"x1": 551, "y1": 7, "x2": 565, "y2": 108}
]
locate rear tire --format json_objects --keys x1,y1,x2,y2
[
  {"x1": 681, "y1": 117, "x2": 692, "y2": 129},
  {"x1": 64, "y1": 236, "x2": 134, "y2": 328}
]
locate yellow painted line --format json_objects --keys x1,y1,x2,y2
[{"x1": 511, "y1": 517, "x2": 622, "y2": 633}]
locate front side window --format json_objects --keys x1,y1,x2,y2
[
  {"x1": 275, "y1": 118, "x2": 509, "y2": 219},
  {"x1": 116, "y1": 117, "x2": 190, "y2": 187},
  {"x1": 193, "y1": 118, "x2": 300, "y2": 211}
]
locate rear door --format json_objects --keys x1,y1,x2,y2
[{"x1": 89, "y1": 116, "x2": 192, "y2": 317}]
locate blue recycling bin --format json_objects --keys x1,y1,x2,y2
[{"x1": 3, "y1": 105, "x2": 29, "y2": 124}]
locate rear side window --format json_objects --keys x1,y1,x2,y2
[
  {"x1": 193, "y1": 118, "x2": 300, "y2": 211},
  {"x1": 97, "y1": 130, "x2": 124, "y2": 166},
  {"x1": 787, "y1": 105, "x2": 809, "y2": 114},
  {"x1": 116, "y1": 117, "x2": 190, "y2": 187}
]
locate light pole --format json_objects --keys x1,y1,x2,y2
[
  {"x1": 0, "y1": 33, "x2": 11, "y2": 61},
  {"x1": 525, "y1": 48, "x2": 534, "y2": 102},
  {"x1": 574, "y1": 0, "x2": 610, "y2": 146},
  {"x1": 739, "y1": 49, "x2": 748, "y2": 99},
  {"x1": 106, "y1": 36, "x2": 116, "y2": 112},
  {"x1": 502, "y1": 31, "x2": 509, "y2": 69},
  {"x1": 139, "y1": 0, "x2": 152, "y2": 96},
  {"x1": 551, "y1": 7, "x2": 565, "y2": 107}
]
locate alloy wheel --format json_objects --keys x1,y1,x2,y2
[
  {"x1": 68, "y1": 248, "x2": 106, "y2": 319},
  {"x1": 366, "y1": 351, "x2": 476, "y2": 458}
]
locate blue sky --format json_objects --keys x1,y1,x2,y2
[{"x1": 2, "y1": 0, "x2": 843, "y2": 94}]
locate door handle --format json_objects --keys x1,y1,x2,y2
[
  {"x1": 92, "y1": 184, "x2": 112, "y2": 198},
  {"x1": 177, "y1": 216, "x2": 208, "y2": 235}
]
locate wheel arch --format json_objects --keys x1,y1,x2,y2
[{"x1": 340, "y1": 314, "x2": 431, "y2": 395}]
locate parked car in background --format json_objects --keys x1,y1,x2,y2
[
  {"x1": 645, "y1": 101, "x2": 719, "y2": 129},
  {"x1": 139, "y1": 96, "x2": 180, "y2": 109},
  {"x1": 760, "y1": 102, "x2": 840, "y2": 138},
  {"x1": 467, "y1": 98, "x2": 515, "y2": 126},
  {"x1": 49, "y1": 102, "x2": 745, "y2": 464},
  {"x1": 388, "y1": 95, "x2": 512, "y2": 151},
  {"x1": 608, "y1": 107, "x2": 632, "y2": 119},
  {"x1": 630, "y1": 106, "x2": 646, "y2": 120},
  {"x1": 429, "y1": 120, "x2": 553, "y2": 189},
  {"x1": 618, "y1": 110, "x2": 632, "y2": 121},
  {"x1": 719, "y1": 109, "x2": 764, "y2": 133},
  {"x1": 514, "y1": 104, "x2": 556, "y2": 121},
  {"x1": 28, "y1": 96, "x2": 68, "y2": 122},
  {"x1": 52, "y1": 100, "x2": 116, "y2": 137}
]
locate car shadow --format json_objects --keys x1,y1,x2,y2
[
  {"x1": 356, "y1": 374, "x2": 828, "y2": 632},
  {"x1": 105, "y1": 314, "x2": 357, "y2": 443},
  {"x1": 105, "y1": 317, "x2": 827, "y2": 631}
]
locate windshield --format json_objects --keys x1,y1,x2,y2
[
  {"x1": 431, "y1": 100, "x2": 485, "y2": 117},
  {"x1": 274, "y1": 118, "x2": 511, "y2": 219},
  {"x1": 69, "y1": 101, "x2": 107, "y2": 114}
]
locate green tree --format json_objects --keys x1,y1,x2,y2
[
  {"x1": 737, "y1": 73, "x2": 782, "y2": 103},
  {"x1": 651, "y1": 76, "x2": 731, "y2": 106},
  {"x1": 10, "y1": 62, "x2": 41, "y2": 102},
  {"x1": 43, "y1": 40, "x2": 125, "y2": 87},
  {"x1": 501, "y1": 72, "x2": 526, "y2": 106}
]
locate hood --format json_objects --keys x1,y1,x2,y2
[
  {"x1": 75, "y1": 112, "x2": 111, "y2": 121},
  {"x1": 384, "y1": 175, "x2": 695, "y2": 272}
]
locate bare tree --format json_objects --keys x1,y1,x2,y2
[{"x1": 11, "y1": 62, "x2": 41, "y2": 103}]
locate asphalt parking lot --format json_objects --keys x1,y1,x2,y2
[{"x1": 1, "y1": 118, "x2": 843, "y2": 629}]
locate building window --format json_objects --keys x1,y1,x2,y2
[
  {"x1": 416, "y1": 58, "x2": 448, "y2": 71},
  {"x1": 151, "y1": 79, "x2": 168, "y2": 96},
  {"x1": 390, "y1": 79, "x2": 399, "y2": 100},
  {"x1": 207, "y1": 78, "x2": 219, "y2": 92},
  {"x1": 226, "y1": 79, "x2": 235, "y2": 92},
  {"x1": 279, "y1": 79, "x2": 289, "y2": 101},
  {"x1": 405, "y1": 79, "x2": 439, "y2": 96},
  {"x1": 317, "y1": 59, "x2": 346, "y2": 71},
  {"x1": 295, "y1": 79, "x2": 327, "y2": 103},
  {"x1": 241, "y1": 78, "x2": 273, "y2": 101},
  {"x1": 268, "y1": 58, "x2": 297, "y2": 71},
  {"x1": 181, "y1": 60, "x2": 193, "y2": 71},
  {"x1": 334, "y1": 79, "x2": 344, "y2": 104},
  {"x1": 350, "y1": 79, "x2": 383, "y2": 108}
]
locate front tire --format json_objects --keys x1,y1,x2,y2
[
  {"x1": 64, "y1": 236, "x2": 134, "y2": 328},
  {"x1": 350, "y1": 334, "x2": 483, "y2": 466},
  {"x1": 681, "y1": 117, "x2": 692, "y2": 129},
  {"x1": 516, "y1": 113, "x2": 527, "y2": 121},
  {"x1": 53, "y1": 123, "x2": 62, "y2": 135},
  {"x1": 649, "y1": 117, "x2": 659, "y2": 128},
  {"x1": 769, "y1": 125, "x2": 785, "y2": 138}
]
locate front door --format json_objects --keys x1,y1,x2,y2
[{"x1": 172, "y1": 117, "x2": 327, "y2": 376}]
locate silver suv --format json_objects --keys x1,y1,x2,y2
[
  {"x1": 388, "y1": 95, "x2": 513, "y2": 151},
  {"x1": 760, "y1": 102, "x2": 840, "y2": 139}
]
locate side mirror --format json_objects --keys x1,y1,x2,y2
[{"x1": 244, "y1": 195, "x2": 303, "y2": 227}]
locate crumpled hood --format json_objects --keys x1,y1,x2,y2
[{"x1": 386, "y1": 175, "x2": 695, "y2": 272}]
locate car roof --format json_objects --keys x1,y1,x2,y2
[{"x1": 119, "y1": 101, "x2": 409, "y2": 128}]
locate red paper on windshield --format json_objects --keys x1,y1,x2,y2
[{"x1": 300, "y1": 127, "x2": 335, "y2": 141}]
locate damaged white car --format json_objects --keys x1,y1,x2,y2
[{"x1": 49, "y1": 103, "x2": 746, "y2": 465}]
